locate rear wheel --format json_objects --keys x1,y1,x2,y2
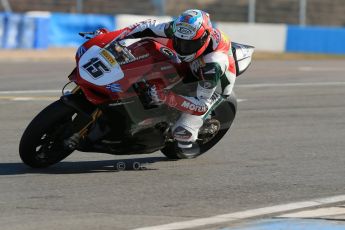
[
  {"x1": 19, "y1": 100, "x2": 77, "y2": 168},
  {"x1": 161, "y1": 96, "x2": 237, "y2": 160},
  {"x1": 161, "y1": 119, "x2": 229, "y2": 159}
]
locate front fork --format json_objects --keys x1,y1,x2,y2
[{"x1": 62, "y1": 85, "x2": 103, "y2": 149}]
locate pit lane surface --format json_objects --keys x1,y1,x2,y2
[{"x1": 0, "y1": 60, "x2": 345, "y2": 230}]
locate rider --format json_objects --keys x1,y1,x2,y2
[{"x1": 100, "y1": 9, "x2": 237, "y2": 149}]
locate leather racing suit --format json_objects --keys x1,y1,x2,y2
[{"x1": 116, "y1": 20, "x2": 237, "y2": 147}]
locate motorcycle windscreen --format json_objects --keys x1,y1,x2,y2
[{"x1": 231, "y1": 42, "x2": 254, "y2": 77}]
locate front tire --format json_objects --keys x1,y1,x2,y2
[{"x1": 19, "y1": 100, "x2": 76, "y2": 168}]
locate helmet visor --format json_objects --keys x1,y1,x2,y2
[{"x1": 173, "y1": 31, "x2": 209, "y2": 56}]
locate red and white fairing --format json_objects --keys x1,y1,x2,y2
[{"x1": 73, "y1": 30, "x2": 182, "y2": 105}]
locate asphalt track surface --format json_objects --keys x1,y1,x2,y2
[{"x1": 0, "y1": 59, "x2": 345, "y2": 230}]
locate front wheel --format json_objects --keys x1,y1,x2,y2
[{"x1": 19, "y1": 100, "x2": 77, "y2": 168}]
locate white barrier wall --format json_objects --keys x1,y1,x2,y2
[
  {"x1": 2, "y1": 12, "x2": 343, "y2": 54},
  {"x1": 4, "y1": 14, "x2": 22, "y2": 49},
  {"x1": 115, "y1": 16, "x2": 287, "y2": 52},
  {"x1": 18, "y1": 16, "x2": 35, "y2": 48},
  {"x1": 217, "y1": 22, "x2": 287, "y2": 52},
  {"x1": 0, "y1": 14, "x2": 4, "y2": 48}
]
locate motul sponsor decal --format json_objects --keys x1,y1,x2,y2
[{"x1": 181, "y1": 101, "x2": 207, "y2": 113}]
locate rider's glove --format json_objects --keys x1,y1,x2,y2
[{"x1": 147, "y1": 84, "x2": 166, "y2": 105}]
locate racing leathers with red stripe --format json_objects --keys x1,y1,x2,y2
[{"x1": 117, "y1": 20, "x2": 237, "y2": 147}]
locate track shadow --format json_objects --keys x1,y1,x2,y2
[{"x1": 0, "y1": 157, "x2": 170, "y2": 175}]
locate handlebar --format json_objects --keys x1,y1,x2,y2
[{"x1": 78, "y1": 32, "x2": 96, "y2": 39}]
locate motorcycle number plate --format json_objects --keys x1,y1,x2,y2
[{"x1": 78, "y1": 45, "x2": 124, "y2": 86}]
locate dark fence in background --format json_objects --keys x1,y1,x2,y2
[{"x1": 1, "y1": 0, "x2": 345, "y2": 26}]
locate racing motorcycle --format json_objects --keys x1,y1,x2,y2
[{"x1": 19, "y1": 29, "x2": 254, "y2": 168}]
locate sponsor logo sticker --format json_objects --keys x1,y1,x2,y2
[
  {"x1": 100, "y1": 50, "x2": 116, "y2": 66},
  {"x1": 160, "y1": 65, "x2": 173, "y2": 71},
  {"x1": 177, "y1": 22, "x2": 196, "y2": 32},
  {"x1": 181, "y1": 101, "x2": 207, "y2": 113},
  {"x1": 160, "y1": 47, "x2": 175, "y2": 58},
  {"x1": 212, "y1": 30, "x2": 221, "y2": 44},
  {"x1": 177, "y1": 26, "x2": 193, "y2": 35},
  {"x1": 106, "y1": 83, "x2": 122, "y2": 93},
  {"x1": 188, "y1": 10, "x2": 199, "y2": 16}
]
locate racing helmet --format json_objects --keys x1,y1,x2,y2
[{"x1": 172, "y1": 9, "x2": 213, "y2": 62}]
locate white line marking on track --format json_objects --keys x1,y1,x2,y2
[
  {"x1": 11, "y1": 97, "x2": 35, "y2": 101},
  {"x1": 0, "y1": 96, "x2": 58, "y2": 101},
  {"x1": 237, "y1": 82, "x2": 345, "y2": 88},
  {"x1": 278, "y1": 206, "x2": 345, "y2": 218},
  {"x1": 0, "y1": 89, "x2": 60, "y2": 94},
  {"x1": 133, "y1": 195, "x2": 345, "y2": 230},
  {"x1": 0, "y1": 81, "x2": 345, "y2": 96},
  {"x1": 299, "y1": 66, "x2": 345, "y2": 72},
  {"x1": 1, "y1": 96, "x2": 247, "y2": 103},
  {"x1": 0, "y1": 90, "x2": 249, "y2": 103},
  {"x1": 11, "y1": 97, "x2": 57, "y2": 101}
]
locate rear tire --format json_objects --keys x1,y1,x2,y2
[
  {"x1": 19, "y1": 100, "x2": 76, "y2": 168},
  {"x1": 161, "y1": 95, "x2": 237, "y2": 160},
  {"x1": 161, "y1": 128, "x2": 229, "y2": 160}
]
